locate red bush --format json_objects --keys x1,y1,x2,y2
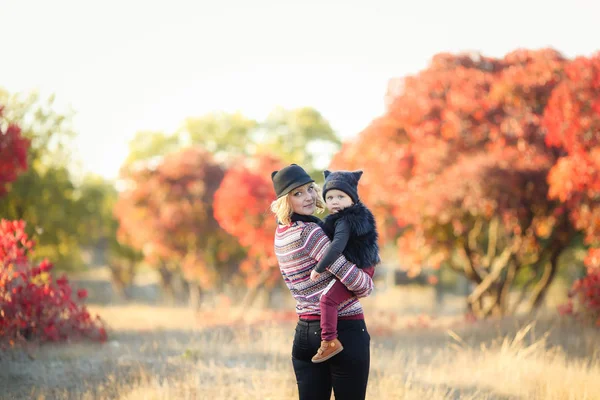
[
  {"x1": 559, "y1": 266, "x2": 600, "y2": 327},
  {"x1": 0, "y1": 219, "x2": 107, "y2": 346}
]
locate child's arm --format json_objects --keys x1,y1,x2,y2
[
  {"x1": 313, "y1": 219, "x2": 351, "y2": 274},
  {"x1": 303, "y1": 223, "x2": 373, "y2": 298}
]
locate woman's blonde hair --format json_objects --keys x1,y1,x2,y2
[{"x1": 270, "y1": 182, "x2": 325, "y2": 225}]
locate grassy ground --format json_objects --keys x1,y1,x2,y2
[
  {"x1": 1, "y1": 268, "x2": 597, "y2": 399},
  {"x1": 1, "y1": 301, "x2": 599, "y2": 400}
]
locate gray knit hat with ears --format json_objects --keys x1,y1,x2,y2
[{"x1": 322, "y1": 170, "x2": 363, "y2": 204}]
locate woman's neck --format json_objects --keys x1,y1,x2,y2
[{"x1": 290, "y1": 213, "x2": 322, "y2": 225}]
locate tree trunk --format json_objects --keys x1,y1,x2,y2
[
  {"x1": 498, "y1": 261, "x2": 518, "y2": 314},
  {"x1": 467, "y1": 294, "x2": 485, "y2": 318},
  {"x1": 239, "y1": 283, "x2": 266, "y2": 309},
  {"x1": 467, "y1": 290, "x2": 499, "y2": 318},
  {"x1": 527, "y1": 253, "x2": 559, "y2": 312},
  {"x1": 108, "y1": 262, "x2": 133, "y2": 301},
  {"x1": 171, "y1": 273, "x2": 190, "y2": 305},
  {"x1": 158, "y1": 264, "x2": 175, "y2": 305},
  {"x1": 110, "y1": 277, "x2": 129, "y2": 301},
  {"x1": 238, "y1": 269, "x2": 272, "y2": 309},
  {"x1": 188, "y1": 282, "x2": 203, "y2": 310},
  {"x1": 526, "y1": 217, "x2": 573, "y2": 313},
  {"x1": 462, "y1": 244, "x2": 483, "y2": 284}
]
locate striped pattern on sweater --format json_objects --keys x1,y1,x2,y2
[{"x1": 274, "y1": 221, "x2": 374, "y2": 318}]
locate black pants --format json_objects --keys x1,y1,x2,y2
[{"x1": 291, "y1": 318, "x2": 371, "y2": 400}]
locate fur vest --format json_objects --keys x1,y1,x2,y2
[{"x1": 321, "y1": 202, "x2": 380, "y2": 269}]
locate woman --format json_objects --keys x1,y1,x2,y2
[{"x1": 270, "y1": 164, "x2": 374, "y2": 400}]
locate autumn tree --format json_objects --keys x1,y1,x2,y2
[
  {"x1": 213, "y1": 154, "x2": 284, "y2": 306},
  {"x1": 117, "y1": 107, "x2": 339, "y2": 303},
  {"x1": 118, "y1": 119, "x2": 252, "y2": 300},
  {"x1": 543, "y1": 53, "x2": 600, "y2": 324},
  {"x1": 115, "y1": 146, "x2": 245, "y2": 307},
  {"x1": 543, "y1": 53, "x2": 600, "y2": 269},
  {"x1": 333, "y1": 49, "x2": 586, "y2": 317}
]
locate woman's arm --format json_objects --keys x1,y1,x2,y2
[
  {"x1": 302, "y1": 223, "x2": 374, "y2": 298},
  {"x1": 314, "y1": 219, "x2": 350, "y2": 274}
]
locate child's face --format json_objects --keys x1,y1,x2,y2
[{"x1": 325, "y1": 189, "x2": 353, "y2": 213}]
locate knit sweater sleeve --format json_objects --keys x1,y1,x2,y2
[
  {"x1": 314, "y1": 219, "x2": 350, "y2": 274},
  {"x1": 303, "y1": 223, "x2": 373, "y2": 298}
]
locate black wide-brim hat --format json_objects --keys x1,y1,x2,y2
[{"x1": 271, "y1": 164, "x2": 315, "y2": 198}]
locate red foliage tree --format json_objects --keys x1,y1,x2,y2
[
  {"x1": 114, "y1": 147, "x2": 244, "y2": 304},
  {"x1": 0, "y1": 219, "x2": 107, "y2": 345},
  {"x1": 213, "y1": 154, "x2": 284, "y2": 291},
  {"x1": 543, "y1": 53, "x2": 600, "y2": 324},
  {"x1": 333, "y1": 49, "x2": 582, "y2": 317},
  {"x1": 0, "y1": 105, "x2": 30, "y2": 196},
  {"x1": 543, "y1": 54, "x2": 600, "y2": 267}
]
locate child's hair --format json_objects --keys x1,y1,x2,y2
[{"x1": 270, "y1": 182, "x2": 325, "y2": 225}]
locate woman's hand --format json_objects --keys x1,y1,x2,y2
[{"x1": 310, "y1": 270, "x2": 320, "y2": 281}]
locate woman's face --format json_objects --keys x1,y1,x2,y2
[{"x1": 289, "y1": 183, "x2": 317, "y2": 215}]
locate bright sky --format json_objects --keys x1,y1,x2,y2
[{"x1": 1, "y1": 0, "x2": 598, "y2": 180}]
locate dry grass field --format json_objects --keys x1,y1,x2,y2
[
  {"x1": 1, "y1": 271, "x2": 599, "y2": 399},
  {"x1": 1, "y1": 302, "x2": 599, "y2": 400}
]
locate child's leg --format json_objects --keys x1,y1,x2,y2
[{"x1": 320, "y1": 279, "x2": 355, "y2": 341}]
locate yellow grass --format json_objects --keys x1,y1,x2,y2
[{"x1": 3, "y1": 303, "x2": 599, "y2": 400}]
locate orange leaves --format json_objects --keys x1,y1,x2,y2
[
  {"x1": 543, "y1": 53, "x2": 600, "y2": 257},
  {"x1": 585, "y1": 249, "x2": 600, "y2": 270},
  {"x1": 547, "y1": 155, "x2": 598, "y2": 202},
  {"x1": 331, "y1": 48, "x2": 594, "y2": 280},
  {"x1": 115, "y1": 147, "x2": 285, "y2": 289},
  {"x1": 544, "y1": 54, "x2": 600, "y2": 155},
  {"x1": 115, "y1": 146, "x2": 245, "y2": 286}
]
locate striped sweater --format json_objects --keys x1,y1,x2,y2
[{"x1": 274, "y1": 221, "x2": 374, "y2": 318}]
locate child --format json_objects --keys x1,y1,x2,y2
[{"x1": 310, "y1": 169, "x2": 380, "y2": 363}]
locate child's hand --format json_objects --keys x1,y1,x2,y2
[{"x1": 310, "y1": 270, "x2": 320, "y2": 281}]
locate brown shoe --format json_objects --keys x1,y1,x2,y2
[{"x1": 311, "y1": 338, "x2": 344, "y2": 363}]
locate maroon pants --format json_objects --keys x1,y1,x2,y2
[{"x1": 320, "y1": 267, "x2": 375, "y2": 341}]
